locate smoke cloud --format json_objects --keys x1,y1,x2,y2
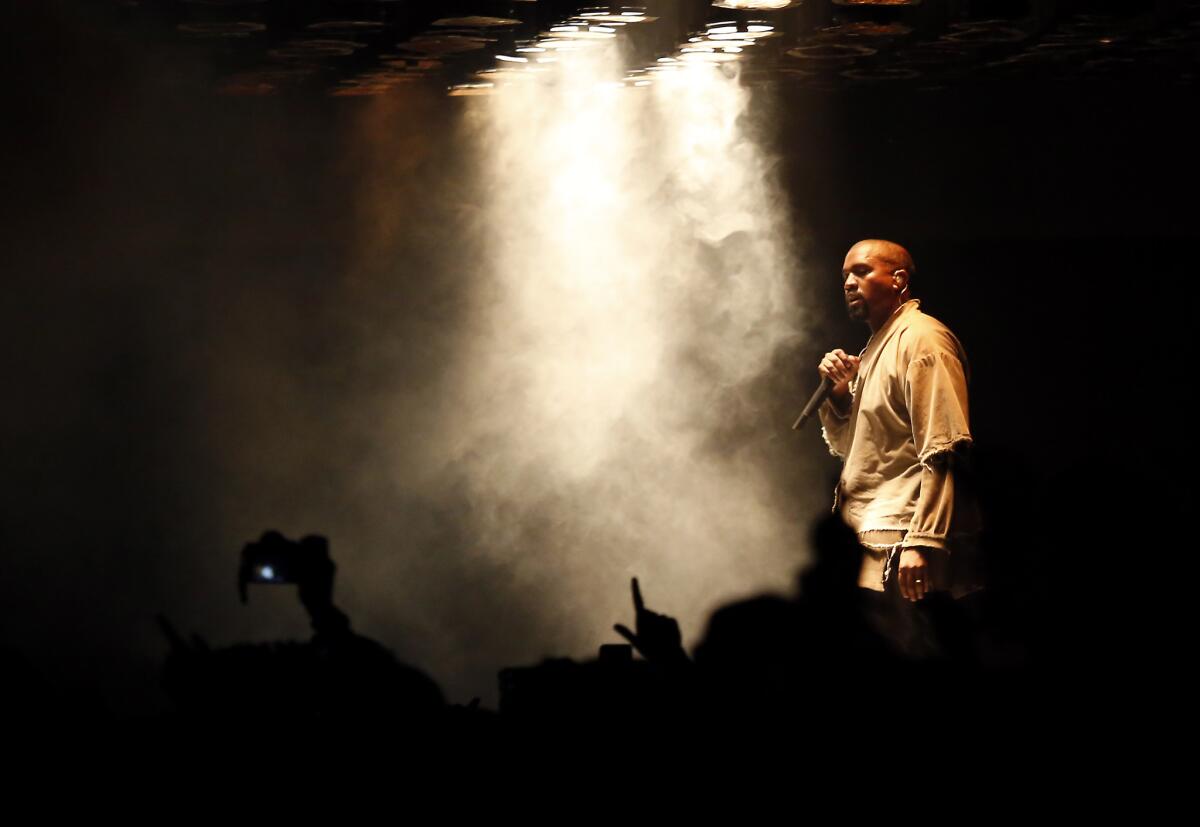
[{"x1": 337, "y1": 42, "x2": 817, "y2": 700}]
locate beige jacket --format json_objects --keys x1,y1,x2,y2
[{"x1": 818, "y1": 300, "x2": 977, "y2": 593}]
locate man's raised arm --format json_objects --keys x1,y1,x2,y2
[{"x1": 816, "y1": 348, "x2": 859, "y2": 458}]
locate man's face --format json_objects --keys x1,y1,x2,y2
[{"x1": 841, "y1": 242, "x2": 900, "y2": 324}]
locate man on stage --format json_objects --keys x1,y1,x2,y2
[{"x1": 817, "y1": 239, "x2": 977, "y2": 608}]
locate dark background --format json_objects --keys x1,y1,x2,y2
[{"x1": 2, "y1": 0, "x2": 1192, "y2": 713}]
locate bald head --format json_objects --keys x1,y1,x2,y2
[{"x1": 848, "y1": 239, "x2": 916, "y2": 282}]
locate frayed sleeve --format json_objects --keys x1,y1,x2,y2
[
  {"x1": 901, "y1": 341, "x2": 972, "y2": 551},
  {"x1": 904, "y1": 348, "x2": 972, "y2": 467},
  {"x1": 817, "y1": 398, "x2": 851, "y2": 459},
  {"x1": 903, "y1": 457, "x2": 955, "y2": 550}
]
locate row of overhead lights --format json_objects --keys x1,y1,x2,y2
[
  {"x1": 450, "y1": 9, "x2": 786, "y2": 95},
  {"x1": 619, "y1": 20, "x2": 779, "y2": 86},
  {"x1": 450, "y1": 9, "x2": 652, "y2": 94},
  {"x1": 446, "y1": 0, "x2": 963, "y2": 95}
]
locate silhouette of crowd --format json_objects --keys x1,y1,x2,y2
[{"x1": 2, "y1": 452, "x2": 1174, "y2": 764}]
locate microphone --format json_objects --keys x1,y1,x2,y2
[{"x1": 791, "y1": 376, "x2": 832, "y2": 431}]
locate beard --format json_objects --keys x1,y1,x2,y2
[{"x1": 846, "y1": 300, "x2": 867, "y2": 321}]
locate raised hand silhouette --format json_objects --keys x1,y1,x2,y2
[{"x1": 613, "y1": 577, "x2": 689, "y2": 666}]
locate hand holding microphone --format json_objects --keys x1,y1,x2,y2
[
  {"x1": 792, "y1": 348, "x2": 860, "y2": 430},
  {"x1": 817, "y1": 349, "x2": 860, "y2": 405}
]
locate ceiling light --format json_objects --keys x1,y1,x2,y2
[{"x1": 711, "y1": 1, "x2": 796, "y2": 9}]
